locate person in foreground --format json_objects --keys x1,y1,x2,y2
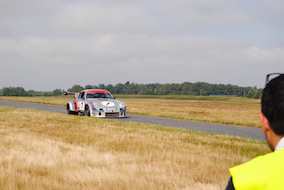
[{"x1": 226, "y1": 73, "x2": 284, "y2": 190}]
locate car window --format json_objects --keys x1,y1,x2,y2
[
  {"x1": 80, "y1": 92, "x2": 85, "y2": 99},
  {"x1": 86, "y1": 93, "x2": 98, "y2": 99},
  {"x1": 86, "y1": 93, "x2": 113, "y2": 99}
]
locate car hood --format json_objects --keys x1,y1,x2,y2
[{"x1": 87, "y1": 98, "x2": 124, "y2": 107}]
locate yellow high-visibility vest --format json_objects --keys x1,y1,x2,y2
[{"x1": 229, "y1": 148, "x2": 284, "y2": 190}]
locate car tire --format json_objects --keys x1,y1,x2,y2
[
  {"x1": 67, "y1": 104, "x2": 78, "y2": 115},
  {"x1": 67, "y1": 104, "x2": 72, "y2": 114},
  {"x1": 78, "y1": 112, "x2": 84, "y2": 116},
  {"x1": 84, "y1": 105, "x2": 91, "y2": 116}
]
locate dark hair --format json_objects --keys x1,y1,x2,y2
[{"x1": 262, "y1": 74, "x2": 284, "y2": 135}]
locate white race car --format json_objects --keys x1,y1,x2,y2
[{"x1": 66, "y1": 89, "x2": 126, "y2": 117}]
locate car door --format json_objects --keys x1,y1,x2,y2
[{"x1": 77, "y1": 92, "x2": 85, "y2": 111}]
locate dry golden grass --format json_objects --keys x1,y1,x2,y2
[
  {"x1": 0, "y1": 96, "x2": 70, "y2": 106},
  {"x1": 0, "y1": 96, "x2": 261, "y2": 127},
  {"x1": 124, "y1": 99, "x2": 261, "y2": 127},
  {"x1": 0, "y1": 106, "x2": 268, "y2": 190}
]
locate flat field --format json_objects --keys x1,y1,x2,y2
[
  {"x1": 0, "y1": 95, "x2": 261, "y2": 127},
  {"x1": 0, "y1": 106, "x2": 268, "y2": 190}
]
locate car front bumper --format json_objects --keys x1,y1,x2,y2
[{"x1": 90, "y1": 109, "x2": 126, "y2": 117}]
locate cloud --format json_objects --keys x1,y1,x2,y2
[
  {"x1": 156, "y1": 0, "x2": 248, "y2": 27},
  {"x1": 2, "y1": 33, "x2": 281, "y2": 90},
  {"x1": 52, "y1": 2, "x2": 157, "y2": 36},
  {"x1": 0, "y1": 0, "x2": 283, "y2": 90},
  {"x1": 260, "y1": 0, "x2": 284, "y2": 20}
]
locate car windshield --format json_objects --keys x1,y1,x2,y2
[{"x1": 86, "y1": 93, "x2": 113, "y2": 99}]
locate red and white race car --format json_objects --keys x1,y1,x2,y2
[{"x1": 66, "y1": 89, "x2": 126, "y2": 117}]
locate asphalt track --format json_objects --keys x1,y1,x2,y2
[{"x1": 0, "y1": 99, "x2": 265, "y2": 141}]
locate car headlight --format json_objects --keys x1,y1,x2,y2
[
  {"x1": 93, "y1": 102, "x2": 100, "y2": 108},
  {"x1": 119, "y1": 103, "x2": 126, "y2": 108}
]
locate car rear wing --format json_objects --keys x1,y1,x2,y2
[{"x1": 64, "y1": 91, "x2": 79, "y2": 99}]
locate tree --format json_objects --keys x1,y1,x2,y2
[
  {"x1": 70, "y1": 85, "x2": 84, "y2": 92},
  {"x1": 85, "y1": 84, "x2": 99, "y2": 89},
  {"x1": 246, "y1": 91, "x2": 254, "y2": 98},
  {"x1": 98, "y1": 84, "x2": 105, "y2": 89},
  {"x1": 52, "y1": 89, "x2": 63, "y2": 95},
  {"x1": 105, "y1": 84, "x2": 115, "y2": 93},
  {"x1": 78, "y1": 82, "x2": 262, "y2": 98},
  {"x1": 1, "y1": 87, "x2": 30, "y2": 96},
  {"x1": 115, "y1": 83, "x2": 125, "y2": 94},
  {"x1": 85, "y1": 85, "x2": 93, "y2": 89},
  {"x1": 246, "y1": 86, "x2": 261, "y2": 99},
  {"x1": 236, "y1": 92, "x2": 243, "y2": 97}
]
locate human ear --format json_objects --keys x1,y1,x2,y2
[{"x1": 260, "y1": 112, "x2": 270, "y2": 134}]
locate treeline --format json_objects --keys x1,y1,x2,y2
[
  {"x1": 0, "y1": 82, "x2": 262, "y2": 99},
  {"x1": 0, "y1": 87, "x2": 62, "y2": 96},
  {"x1": 0, "y1": 87, "x2": 32, "y2": 96},
  {"x1": 68, "y1": 81, "x2": 262, "y2": 99}
]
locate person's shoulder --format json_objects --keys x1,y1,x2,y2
[
  {"x1": 229, "y1": 149, "x2": 284, "y2": 190},
  {"x1": 251, "y1": 148, "x2": 284, "y2": 164},
  {"x1": 230, "y1": 149, "x2": 284, "y2": 176}
]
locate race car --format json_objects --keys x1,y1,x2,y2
[{"x1": 65, "y1": 89, "x2": 126, "y2": 117}]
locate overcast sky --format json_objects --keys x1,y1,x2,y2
[{"x1": 0, "y1": 0, "x2": 283, "y2": 91}]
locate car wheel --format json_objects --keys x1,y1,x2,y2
[
  {"x1": 78, "y1": 112, "x2": 84, "y2": 116},
  {"x1": 67, "y1": 104, "x2": 78, "y2": 115},
  {"x1": 67, "y1": 104, "x2": 72, "y2": 114},
  {"x1": 84, "y1": 105, "x2": 91, "y2": 116}
]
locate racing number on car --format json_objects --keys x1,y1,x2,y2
[{"x1": 78, "y1": 101, "x2": 84, "y2": 110}]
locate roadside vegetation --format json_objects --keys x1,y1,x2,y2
[
  {"x1": 0, "y1": 95, "x2": 261, "y2": 127},
  {"x1": 0, "y1": 81, "x2": 262, "y2": 98},
  {"x1": 0, "y1": 106, "x2": 269, "y2": 190}
]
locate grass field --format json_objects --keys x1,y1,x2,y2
[
  {"x1": 0, "y1": 95, "x2": 261, "y2": 127},
  {"x1": 0, "y1": 106, "x2": 269, "y2": 190}
]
